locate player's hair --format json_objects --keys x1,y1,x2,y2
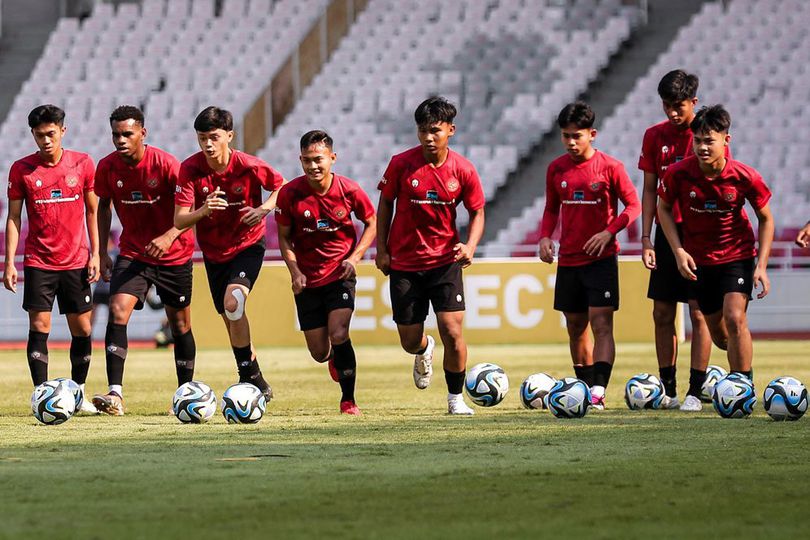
[
  {"x1": 557, "y1": 101, "x2": 595, "y2": 129},
  {"x1": 414, "y1": 96, "x2": 457, "y2": 127},
  {"x1": 28, "y1": 104, "x2": 65, "y2": 129},
  {"x1": 657, "y1": 69, "x2": 699, "y2": 103},
  {"x1": 110, "y1": 105, "x2": 145, "y2": 127},
  {"x1": 194, "y1": 106, "x2": 233, "y2": 132},
  {"x1": 690, "y1": 105, "x2": 731, "y2": 134},
  {"x1": 300, "y1": 130, "x2": 334, "y2": 151}
]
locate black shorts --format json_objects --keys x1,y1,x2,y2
[
  {"x1": 647, "y1": 225, "x2": 695, "y2": 303},
  {"x1": 203, "y1": 243, "x2": 264, "y2": 314},
  {"x1": 691, "y1": 258, "x2": 754, "y2": 315},
  {"x1": 22, "y1": 266, "x2": 92, "y2": 315},
  {"x1": 110, "y1": 257, "x2": 193, "y2": 310},
  {"x1": 294, "y1": 277, "x2": 356, "y2": 331},
  {"x1": 554, "y1": 256, "x2": 619, "y2": 313},
  {"x1": 390, "y1": 262, "x2": 465, "y2": 325}
]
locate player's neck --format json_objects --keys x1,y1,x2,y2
[
  {"x1": 423, "y1": 147, "x2": 449, "y2": 167},
  {"x1": 570, "y1": 146, "x2": 596, "y2": 163},
  {"x1": 120, "y1": 145, "x2": 146, "y2": 167},
  {"x1": 699, "y1": 156, "x2": 726, "y2": 177},
  {"x1": 206, "y1": 148, "x2": 232, "y2": 173},
  {"x1": 308, "y1": 172, "x2": 333, "y2": 195},
  {"x1": 38, "y1": 147, "x2": 63, "y2": 166}
]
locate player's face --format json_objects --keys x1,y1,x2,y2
[
  {"x1": 560, "y1": 124, "x2": 596, "y2": 161},
  {"x1": 662, "y1": 98, "x2": 697, "y2": 127},
  {"x1": 31, "y1": 122, "x2": 65, "y2": 158},
  {"x1": 299, "y1": 142, "x2": 336, "y2": 183},
  {"x1": 417, "y1": 122, "x2": 455, "y2": 157},
  {"x1": 196, "y1": 128, "x2": 233, "y2": 160},
  {"x1": 111, "y1": 119, "x2": 146, "y2": 158},
  {"x1": 693, "y1": 129, "x2": 730, "y2": 165}
]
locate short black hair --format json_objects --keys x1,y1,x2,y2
[
  {"x1": 657, "y1": 69, "x2": 699, "y2": 103},
  {"x1": 110, "y1": 105, "x2": 145, "y2": 127},
  {"x1": 28, "y1": 104, "x2": 65, "y2": 129},
  {"x1": 194, "y1": 106, "x2": 233, "y2": 132},
  {"x1": 690, "y1": 105, "x2": 731, "y2": 135},
  {"x1": 557, "y1": 101, "x2": 595, "y2": 129},
  {"x1": 300, "y1": 130, "x2": 334, "y2": 151},
  {"x1": 414, "y1": 96, "x2": 457, "y2": 127}
]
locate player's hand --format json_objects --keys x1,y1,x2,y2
[
  {"x1": 795, "y1": 222, "x2": 810, "y2": 248},
  {"x1": 239, "y1": 206, "x2": 268, "y2": 227},
  {"x1": 100, "y1": 253, "x2": 114, "y2": 282},
  {"x1": 674, "y1": 248, "x2": 697, "y2": 281},
  {"x1": 641, "y1": 237, "x2": 656, "y2": 270},
  {"x1": 87, "y1": 253, "x2": 101, "y2": 284},
  {"x1": 3, "y1": 264, "x2": 17, "y2": 293},
  {"x1": 453, "y1": 242, "x2": 474, "y2": 268},
  {"x1": 340, "y1": 259, "x2": 358, "y2": 280},
  {"x1": 203, "y1": 187, "x2": 228, "y2": 216},
  {"x1": 538, "y1": 238, "x2": 555, "y2": 264},
  {"x1": 753, "y1": 265, "x2": 770, "y2": 299},
  {"x1": 375, "y1": 250, "x2": 391, "y2": 276},
  {"x1": 145, "y1": 233, "x2": 174, "y2": 259},
  {"x1": 291, "y1": 270, "x2": 307, "y2": 295},
  {"x1": 583, "y1": 230, "x2": 612, "y2": 258}
]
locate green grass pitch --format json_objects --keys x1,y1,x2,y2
[{"x1": 0, "y1": 340, "x2": 808, "y2": 539}]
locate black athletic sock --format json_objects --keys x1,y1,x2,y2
[
  {"x1": 574, "y1": 364, "x2": 595, "y2": 387},
  {"x1": 659, "y1": 366, "x2": 677, "y2": 397},
  {"x1": 732, "y1": 370, "x2": 753, "y2": 381},
  {"x1": 332, "y1": 340, "x2": 357, "y2": 402},
  {"x1": 27, "y1": 331, "x2": 49, "y2": 385},
  {"x1": 173, "y1": 330, "x2": 196, "y2": 385},
  {"x1": 593, "y1": 362, "x2": 614, "y2": 389},
  {"x1": 687, "y1": 368, "x2": 706, "y2": 398},
  {"x1": 444, "y1": 369, "x2": 465, "y2": 395},
  {"x1": 69, "y1": 335, "x2": 92, "y2": 384},
  {"x1": 233, "y1": 345, "x2": 269, "y2": 391},
  {"x1": 105, "y1": 323, "x2": 128, "y2": 386}
]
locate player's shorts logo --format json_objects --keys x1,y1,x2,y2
[
  {"x1": 117, "y1": 180, "x2": 124, "y2": 188},
  {"x1": 456, "y1": 294, "x2": 463, "y2": 302},
  {"x1": 147, "y1": 178, "x2": 159, "y2": 188},
  {"x1": 342, "y1": 293, "x2": 349, "y2": 300},
  {"x1": 85, "y1": 295, "x2": 90, "y2": 303},
  {"x1": 239, "y1": 271, "x2": 246, "y2": 278},
  {"x1": 335, "y1": 208, "x2": 346, "y2": 218},
  {"x1": 411, "y1": 179, "x2": 419, "y2": 188},
  {"x1": 447, "y1": 180, "x2": 459, "y2": 191},
  {"x1": 605, "y1": 291, "x2": 611, "y2": 298},
  {"x1": 66, "y1": 176, "x2": 78, "y2": 188},
  {"x1": 737, "y1": 278, "x2": 744, "y2": 285},
  {"x1": 179, "y1": 296, "x2": 186, "y2": 302}
]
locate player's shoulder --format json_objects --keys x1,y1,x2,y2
[
  {"x1": 334, "y1": 173, "x2": 363, "y2": 192},
  {"x1": 282, "y1": 175, "x2": 309, "y2": 195},
  {"x1": 11, "y1": 152, "x2": 40, "y2": 173},
  {"x1": 594, "y1": 150, "x2": 625, "y2": 171},
  {"x1": 179, "y1": 151, "x2": 207, "y2": 176},
  {"x1": 643, "y1": 119, "x2": 672, "y2": 139},
  {"x1": 146, "y1": 145, "x2": 181, "y2": 166},
  {"x1": 725, "y1": 158, "x2": 763, "y2": 181},
  {"x1": 232, "y1": 149, "x2": 270, "y2": 171},
  {"x1": 548, "y1": 153, "x2": 572, "y2": 173},
  {"x1": 63, "y1": 149, "x2": 94, "y2": 167},
  {"x1": 97, "y1": 150, "x2": 120, "y2": 171},
  {"x1": 448, "y1": 148, "x2": 477, "y2": 171},
  {"x1": 667, "y1": 154, "x2": 698, "y2": 177},
  {"x1": 390, "y1": 145, "x2": 423, "y2": 165}
]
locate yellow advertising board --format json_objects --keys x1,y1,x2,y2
[{"x1": 191, "y1": 258, "x2": 666, "y2": 347}]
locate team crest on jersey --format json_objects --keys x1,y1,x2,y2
[
  {"x1": 689, "y1": 191, "x2": 697, "y2": 198},
  {"x1": 590, "y1": 182, "x2": 600, "y2": 192},
  {"x1": 447, "y1": 179, "x2": 459, "y2": 191},
  {"x1": 561, "y1": 180, "x2": 568, "y2": 188},
  {"x1": 304, "y1": 210, "x2": 311, "y2": 218},
  {"x1": 411, "y1": 179, "x2": 419, "y2": 188},
  {"x1": 335, "y1": 208, "x2": 346, "y2": 218},
  {"x1": 147, "y1": 178, "x2": 159, "y2": 188},
  {"x1": 232, "y1": 184, "x2": 244, "y2": 194},
  {"x1": 723, "y1": 190, "x2": 735, "y2": 201},
  {"x1": 66, "y1": 176, "x2": 78, "y2": 188},
  {"x1": 117, "y1": 180, "x2": 124, "y2": 188}
]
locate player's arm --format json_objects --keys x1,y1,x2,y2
[
  {"x1": 3, "y1": 199, "x2": 23, "y2": 293},
  {"x1": 375, "y1": 195, "x2": 394, "y2": 275},
  {"x1": 97, "y1": 197, "x2": 114, "y2": 281},
  {"x1": 277, "y1": 223, "x2": 306, "y2": 294},
  {"x1": 657, "y1": 197, "x2": 695, "y2": 281},
  {"x1": 84, "y1": 190, "x2": 100, "y2": 284},
  {"x1": 342, "y1": 214, "x2": 377, "y2": 280},
  {"x1": 795, "y1": 220, "x2": 810, "y2": 248},
  {"x1": 641, "y1": 171, "x2": 658, "y2": 269},
  {"x1": 240, "y1": 187, "x2": 282, "y2": 227},
  {"x1": 174, "y1": 187, "x2": 228, "y2": 229},
  {"x1": 584, "y1": 164, "x2": 640, "y2": 257},
  {"x1": 454, "y1": 207, "x2": 484, "y2": 268},
  {"x1": 538, "y1": 167, "x2": 560, "y2": 264},
  {"x1": 752, "y1": 203, "x2": 774, "y2": 299}
]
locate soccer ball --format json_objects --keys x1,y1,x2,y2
[
  {"x1": 172, "y1": 381, "x2": 217, "y2": 423},
  {"x1": 701, "y1": 365, "x2": 728, "y2": 402},
  {"x1": 31, "y1": 380, "x2": 76, "y2": 425},
  {"x1": 221, "y1": 383, "x2": 266, "y2": 424},
  {"x1": 464, "y1": 363, "x2": 509, "y2": 407},
  {"x1": 763, "y1": 376, "x2": 808, "y2": 421},
  {"x1": 712, "y1": 373, "x2": 756, "y2": 418},
  {"x1": 520, "y1": 373, "x2": 556, "y2": 409},
  {"x1": 546, "y1": 377, "x2": 591, "y2": 418},
  {"x1": 53, "y1": 377, "x2": 83, "y2": 410},
  {"x1": 624, "y1": 373, "x2": 666, "y2": 410}
]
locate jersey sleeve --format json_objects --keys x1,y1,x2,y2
[
  {"x1": 657, "y1": 165, "x2": 678, "y2": 206},
  {"x1": 461, "y1": 164, "x2": 485, "y2": 211},
  {"x1": 175, "y1": 162, "x2": 196, "y2": 208},
  {"x1": 377, "y1": 156, "x2": 401, "y2": 201},
  {"x1": 606, "y1": 161, "x2": 641, "y2": 236},
  {"x1": 744, "y1": 168, "x2": 772, "y2": 210},
  {"x1": 82, "y1": 155, "x2": 96, "y2": 192},
  {"x1": 638, "y1": 128, "x2": 657, "y2": 173},
  {"x1": 7, "y1": 162, "x2": 26, "y2": 200},
  {"x1": 165, "y1": 154, "x2": 182, "y2": 192},
  {"x1": 274, "y1": 184, "x2": 293, "y2": 227},
  {"x1": 257, "y1": 162, "x2": 285, "y2": 192},
  {"x1": 539, "y1": 163, "x2": 561, "y2": 238},
  {"x1": 350, "y1": 183, "x2": 376, "y2": 221},
  {"x1": 94, "y1": 159, "x2": 111, "y2": 199}
]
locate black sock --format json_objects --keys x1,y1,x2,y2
[
  {"x1": 69, "y1": 335, "x2": 92, "y2": 384},
  {"x1": 233, "y1": 345, "x2": 269, "y2": 391},
  {"x1": 687, "y1": 368, "x2": 706, "y2": 398},
  {"x1": 732, "y1": 370, "x2": 753, "y2": 381},
  {"x1": 173, "y1": 330, "x2": 196, "y2": 386},
  {"x1": 105, "y1": 323, "x2": 128, "y2": 386},
  {"x1": 333, "y1": 340, "x2": 357, "y2": 402},
  {"x1": 574, "y1": 364, "x2": 595, "y2": 387},
  {"x1": 659, "y1": 366, "x2": 677, "y2": 397},
  {"x1": 444, "y1": 369, "x2": 465, "y2": 395},
  {"x1": 27, "y1": 331, "x2": 49, "y2": 386},
  {"x1": 593, "y1": 362, "x2": 613, "y2": 388}
]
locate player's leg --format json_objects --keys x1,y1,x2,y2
[
  {"x1": 554, "y1": 264, "x2": 593, "y2": 386},
  {"x1": 583, "y1": 257, "x2": 620, "y2": 409},
  {"x1": 681, "y1": 299, "x2": 712, "y2": 411},
  {"x1": 723, "y1": 292, "x2": 752, "y2": 376},
  {"x1": 156, "y1": 261, "x2": 196, "y2": 387},
  {"x1": 57, "y1": 268, "x2": 97, "y2": 414},
  {"x1": 221, "y1": 283, "x2": 271, "y2": 396},
  {"x1": 390, "y1": 269, "x2": 434, "y2": 389},
  {"x1": 22, "y1": 268, "x2": 59, "y2": 386},
  {"x1": 327, "y1": 308, "x2": 360, "y2": 414}
]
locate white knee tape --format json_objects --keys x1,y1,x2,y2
[{"x1": 225, "y1": 288, "x2": 246, "y2": 321}]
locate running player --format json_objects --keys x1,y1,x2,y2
[
  {"x1": 658, "y1": 105, "x2": 773, "y2": 386},
  {"x1": 3, "y1": 104, "x2": 100, "y2": 413},
  {"x1": 276, "y1": 130, "x2": 376, "y2": 415},
  {"x1": 538, "y1": 101, "x2": 640, "y2": 410},
  {"x1": 175, "y1": 106, "x2": 283, "y2": 401},
  {"x1": 376, "y1": 96, "x2": 485, "y2": 415},
  {"x1": 91, "y1": 105, "x2": 196, "y2": 416}
]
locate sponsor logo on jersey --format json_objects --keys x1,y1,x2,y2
[
  {"x1": 426, "y1": 190, "x2": 439, "y2": 201},
  {"x1": 573, "y1": 190, "x2": 585, "y2": 201},
  {"x1": 704, "y1": 200, "x2": 717, "y2": 210},
  {"x1": 50, "y1": 189, "x2": 62, "y2": 198},
  {"x1": 316, "y1": 219, "x2": 330, "y2": 230},
  {"x1": 131, "y1": 191, "x2": 143, "y2": 201}
]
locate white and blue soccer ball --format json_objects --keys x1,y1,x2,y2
[
  {"x1": 546, "y1": 377, "x2": 591, "y2": 419},
  {"x1": 172, "y1": 381, "x2": 217, "y2": 423},
  {"x1": 31, "y1": 380, "x2": 76, "y2": 425},
  {"x1": 624, "y1": 373, "x2": 666, "y2": 410},
  {"x1": 53, "y1": 377, "x2": 83, "y2": 411},
  {"x1": 763, "y1": 376, "x2": 808, "y2": 421},
  {"x1": 221, "y1": 383, "x2": 266, "y2": 424},
  {"x1": 712, "y1": 373, "x2": 756, "y2": 418},
  {"x1": 701, "y1": 365, "x2": 728, "y2": 402},
  {"x1": 464, "y1": 363, "x2": 509, "y2": 407},
  {"x1": 520, "y1": 373, "x2": 556, "y2": 409}
]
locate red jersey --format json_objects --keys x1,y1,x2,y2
[
  {"x1": 175, "y1": 150, "x2": 284, "y2": 263},
  {"x1": 378, "y1": 146, "x2": 485, "y2": 272},
  {"x1": 540, "y1": 150, "x2": 640, "y2": 267},
  {"x1": 7, "y1": 150, "x2": 94, "y2": 270},
  {"x1": 275, "y1": 174, "x2": 375, "y2": 287},
  {"x1": 95, "y1": 146, "x2": 194, "y2": 266},
  {"x1": 658, "y1": 156, "x2": 771, "y2": 266}
]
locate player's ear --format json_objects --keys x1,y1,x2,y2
[
  {"x1": 331, "y1": 152, "x2": 337, "y2": 163},
  {"x1": 448, "y1": 123, "x2": 456, "y2": 137},
  {"x1": 590, "y1": 128, "x2": 597, "y2": 139},
  {"x1": 227, "y1": 130, "x2": 234, "y2": 143},
  {"x1": 691, "y1": 97, "x2": 698, "y2": 106},
  {"x1": 724, "y1": 132, "x2": 731, "y2": 145}
]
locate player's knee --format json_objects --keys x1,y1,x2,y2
[
  {"x1": 309, "y1": 346, "x2": 331, "y2": 363},
  {"x1": 329, "y1": 327, "x2": 349, "y2": 345},
  {"x1": 723, "y1": 310, "x2": 747, "y2": 335},
  {"x1": 688, "y1": 308, "x2": 706, "y2": 327},
  {"x1": 108, "y1": 299, "x2": 131, "y2": 324},
  {"x1": 565, "y1": 318, "x2": 588, "y2": 338},
  {"x1": 400, "y1": 334, "x2": 423, "y2": 354},
  {"x1": 224, "y1": 288, "x2": 246, "y2": 321},
  {"x1": 653, "y1": 304, "x2": 676, "y2": 326},
  {"x1": 30, "y1": 319, "x2": 50, "y2": 334},
  {"x1": 169, "y1": 318, "x2": 190, "y2": 336}
]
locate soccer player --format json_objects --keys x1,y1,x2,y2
[
  {"x1": 538, "y1": 101, "x2": 640, "y2": 410},
  {"x1": 657, "y1": 105, "x2": 773, "y2": 390},
  {"x1": 3, "y1": 104, "x2": 100, "y2": 413},
  {"x1": 376, "y1": 96, "x2": 485, "y2": 416},
  {"x1": 795, "y1": 221, "x2": 810, "y2": 248},
  {"x1": 91, "y1": 105, "x2": 196, "y2": 416},
  {"x1": 174, "y1": 106, "x2": 283, "y2": 401},
  {"x1": 276, "y1": 130, "x2": 376, "y2": 415},
  {"x1": 639, "y1": 70, "x2": 719, "y2": 411}
]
